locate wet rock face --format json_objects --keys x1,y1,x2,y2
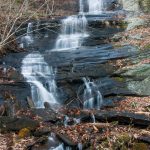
[
  {"x1": 0, "y1": 82, "x2": 31, "y2": 108},
  {"x1": 0, "y1": 52, "x2": 32, "y2": 108}
]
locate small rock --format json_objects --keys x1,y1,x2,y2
[
  {"x1": 18, "y1": 128, "x2": 30, "y2": 138},
  {"x1": 112, "y1": 34, "x2": 122, "y2": 42},
  {"x1": 44, "y1": 102, "x2": 51, "y2": 109}
]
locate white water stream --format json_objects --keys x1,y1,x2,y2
[
  {"x1": 88, "y1": 0, "x2": 104, "y2": 14},
  {"x1": 21, "y1": 52, "x2": 58, "y2": 108},
  {"x1": 83, "y1": 77, "x2": 103, "y2": 109},
  {"x1": 53, "y1": 0, "x2": 104, "y2": 52},
  {"x1": 54, "y1": 15, "x2": 88, "y2": 51}
]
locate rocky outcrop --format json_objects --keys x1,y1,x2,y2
[
  {"x1": 121, "y1": 0, "x2": 141, "y2": 13},
  {"x1": 119, "y1": 0, "x2": 149, "y2": 30},
  {"x1": 139, "y1": 0, "x2": 150, "y2": 13},
  {"x1": 120, "y1": 0, "x2": 150, "y2": 13}
]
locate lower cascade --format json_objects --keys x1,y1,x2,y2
[
  {"x1": 83, "y1": 77, "x2": 103, "y2": 109},
  {"x1": 21, "y1": 52, "x2": 58, "y2": 108}
]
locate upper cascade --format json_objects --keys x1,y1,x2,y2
[
  {"x1": 53, "y1": 0, "x2": 105, "y2": 51},
  {"x1": 21, "y1": 52, "x2": 58, "y2": 108},
  {"x1": 88, "y1": 0, "x2": 104, "y2": 14},
  {"x1": 54, "y1": 15, "x2": 88, "y2": 51},
  {"x1": 80, "y1": 0, "x2": 104, "y2": 14}
]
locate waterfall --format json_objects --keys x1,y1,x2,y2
[
  {"x1": 53, "y1": 0, "x2": 92, "y2": 51},
  {"x1": 27, "y1": 22, "x2": 33, "y2": 35},
  {"x1": 21, "y1": 52, "x2": 58, "y2": 108},
  {"x1": 78, "y1": 143, "x2": 83, "y2": 150},
  {"x1": 88, "y1": 0, "x2": 103, "y2": 14},
  {"x1": 64, "y1": 115, "x2": 70, "y2": 127},
  {"x1": 54, "y1": 15, "x2": 88, "y2": 51},
  {"x1": 25, "y1": 22, "x2": 33, "y2": 43},
  {"x1": 79, "y1": 0, "x2": 104, "y2": 14},
  {"x1": 20, "y1": 22, "x2": 33, "y2": 48},
  {"x1": 83, "y1": 77, "x2": 103, "y2": 109},
  {"x1": 79, "y1": 0, "x2": 84, "y2": 14},
  {"x1": 53, "y1": 0, "x2": 105, "y2": 52}
]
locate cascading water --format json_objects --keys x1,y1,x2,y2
[
  {"x1": 20, "y1": 22, "x2": 33, "y2": 48},
  {"x1": 79, "y1": 0, "x2": 104, "y2": 14},
  {"x1": 64, "y1": 115, "x2": 70, "y2": 127},
  {"x1": 53, "y1": 0, "x2": 90, "y2": 51},
  {"x1": 54, "y1": 15, "x2": 88, "y2": 51},
  {"x1": 79, "y1": 0, "x2": 84, "y2": 14},
  {"x1": 83, "y1": 77, "x2": 103, "y2": 109},
  {"x1": 78, "y1": 143, "x2": 83, "y2": 150},
  {"x1": 88, "y1": 0, "x2": 104, "y2": 14},
  {"x1": 51, "y1": 144, "x2": 71, "y2": 150},
  {"x1": 53, "y1": 0, "x2": 105, "y2": 52},
  {"x1": 21, "y1": 52, "x2": 58, "y2": 108}
]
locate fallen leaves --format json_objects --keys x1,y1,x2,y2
[
  {"x1": 112, "y1": 25, "x2": 150, "y2": 50},
  {"x1": 107, "y1": 96, "x2": 150, "y2": 113}
]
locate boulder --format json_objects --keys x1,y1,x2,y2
[
  {"x1": 95, "y1": 111, "x2": 150, "y2": 127},
  {"x1": 126, "y1": 17, "x2": 146, "y2": 31},
  {"x1": 127, "y1": 76, "x2": 150, "y2": 96},
  {"x1": 30, "y1": 109, "x2": 61, "y2": 123},
  {"x1": 0, "y1": 116, "x2": 39, "y2": 132},
  {"x1": 121, "y1": 0, "x2": 141, "y2": 12}
]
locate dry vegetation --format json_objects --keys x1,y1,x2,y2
[
  {"x1": 112, "y1": 15, "x2": 150, "y2": 50},
  {"x1": 0, "y1": 0, "x2": 77, "y2": 56}
]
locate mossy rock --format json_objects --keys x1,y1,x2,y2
[
  {"x1": 121, "y1": 64, "x2": 150, "y2": 79},
  {"x1": 139, "y1": 0, "x2": 150, "y2": 13},
  {"x1": 18, "y1": 128, "x2": 30, "y2": 138},
  {"x1": 128, "y1": 76, "x2": 150, "y2": 96},
  {"x1": 119, "y1": 21, "x2": 128, "y2": 29},
  {"x1": 144, "y1": 44, "x2": 150, "y2": 50},
  {"x1": 114, "y1": 77, "x2": 125, "y2": 82},
  {"x1": 133, "y1": 142, "x2": 148, "y2": 150}
]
